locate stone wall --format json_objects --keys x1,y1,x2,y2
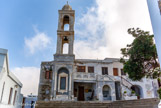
[{"x1": 38, "y1": 62, "x2": 53, "y2": 101}]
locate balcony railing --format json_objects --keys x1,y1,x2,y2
[
  {"x1": 73, "y1": 72, "x2": 143, "y2": 85},
  {"x1": 73, "y1": 72, "x2": 96, "y2": 81},
  {"x1": 97, "y1": 75, "x2": 114, "y2": 81},
  {"x1": 73, "y1": 73, "x2": 115, "y2": 82}
]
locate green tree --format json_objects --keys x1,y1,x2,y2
[{"x1": 120, "y1": 28, "x2": 160, "y2": 81}]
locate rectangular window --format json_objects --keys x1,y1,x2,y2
[
  {"x1": 13, "y1": 90, "x2": 17, "y2": 105},
  {"x1": 102, "y1": 67, "x2": 108, "y2": 75},
  {"x1": 88, "y1": 66, "x2": 94, "y2": 73},
  {"x1": 60, "y1": 77, "x2": 66, "y2": 90},
  {"x1": 77, "y1": 66, "x2": 86, "y2": 72},
  {"x1": 45, "y1": 71, "x2": 51, "y2": 79},
  {"x1": 8, "y1": 88, "x2": 13, "y2": 104},
  {"x1": 113, "y1": 68, "x2": 118, "y2": 76},
  {"x1": 121, "y1": 69, "x2": 126, "y2": 76}
]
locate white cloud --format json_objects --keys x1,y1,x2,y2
[
  {"x1": 12, "y1": 67, "x2": 40, "y2": 96},
  {"x1": 75, "y1": 0, "x2": 153, "y2": 59},
  {"x1": 25, "y1": 27, "x2": 51, "y2": 54}
]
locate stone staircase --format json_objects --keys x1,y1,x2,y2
[
  {"x1": 35, "y1": 98, "x2": 159, "y2": 108},
  {"x1": 120, "y1": 76, "x2": 133, "y2": 90}
]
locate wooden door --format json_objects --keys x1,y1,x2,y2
[
  {"x1": 78, "y1": 86, "x2": 84, "y2": 101},
  {"x1": 113, "y1": 68, "x2": 118, "y2": 76}
]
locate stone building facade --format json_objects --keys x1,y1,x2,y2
[{"x1": 38, "y1": 4, "x2": 159, "y2": 101}]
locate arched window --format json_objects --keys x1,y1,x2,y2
[
  {"x1": 63, "y1": 43, "x2": 69, "y2": 54},
  {"x1": 63, "y1": 15, "x2": 70, "y2": 31},
  {"x1": 57, "y1": 68, "x2": 69, "y2": 93},
  {"x1": 64, "y1": 24, "x2": 69, "y2": 31},
  {"x1": 102, "y1": 85, "x2": 111, "y2": 100}
]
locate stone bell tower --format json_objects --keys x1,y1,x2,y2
[
  {"x1": 54, "y1": 3, "x2": 75, "y2": 61},
  {"x1": 50, "y1": 3, "x2": 75, "y2": 101}
]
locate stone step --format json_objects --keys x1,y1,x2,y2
[
  {"x1": 35, "y1": 98, "x2": 159, "y2": 108},
  {"x1": 36, "y1": 106, "x2": 110, "y2": 108}
]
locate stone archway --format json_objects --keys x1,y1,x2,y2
[
  {"x1": 131, "y1": 85, "x2": 143, "y2": 99},
  {"x1": 102, "y1": 85, "x2": 111, "y2": 100}
]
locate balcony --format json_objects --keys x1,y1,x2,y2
[
  {"x1": 73, "y1": 72, "x2": 96, "y2": 82},
  {"x1": 97, "y1": 75, "x2": 115, "y2": 81},
  {"x1": 73, "y1": 73, "x2": 116, "y2": 82}
]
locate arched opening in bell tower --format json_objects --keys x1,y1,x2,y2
[
  {"x1": 62, "y1": 36, "x2": 69, "y2": 54},
  {"x1": 64, "y1": 24, "x2": 69, "y2": 31},
  {"x1": 63, "y1": 15, "x2": 70, "y2": 31},
  {"x1": 63, "y1": 43, "x2": 69, "y2": 54}
]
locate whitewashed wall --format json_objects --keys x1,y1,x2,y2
[
  {"x1": 0, "y1": 49, "x2": 23, "y2": 108},
  {"x1": 75, "y1": 58, "x2": 158, "y2": 100}
]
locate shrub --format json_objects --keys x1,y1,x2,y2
[
  {"x1": 157, "y1": 88, "x2": 161, "y2": 99},
  {"x1": 131, "y1": 90, "x2": 135, "y2": 94}
]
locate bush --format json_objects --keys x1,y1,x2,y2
[
  {"x1": 131, "y1": 90, "x2": 135, "y2": 94},
  {"x1": 157, "y1": 88, "x2": 161, "y2": 99}
]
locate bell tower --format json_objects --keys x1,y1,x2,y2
[{"x1": 54, "y1": 3, "x2": 75, "y2": 61}]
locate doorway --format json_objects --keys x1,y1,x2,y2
[
  {"x1": 78, "y1": 86, "x2": 84, "y2": 101},
  {"x1": 103, "y1": 85, "x2": 111, "y2": 100},
  {"x1": 131, "y1": 85, "x2": 143, "y2": 99},
  {"x1": 115, "y1": 82, "x2": 121, "y2": 100}
]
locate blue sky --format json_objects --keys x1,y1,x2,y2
[
  {"x1": 0, "y1": 0, "x2": 94, "y2": 68},
  {"x1": 0, "y1": 0, "x2": 154, "y2": 95}
]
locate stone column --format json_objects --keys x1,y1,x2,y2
[
  {"x1": 71, "y1": 72, "x2": 74, "y2": 96},
  {"x1": 56, "y1": 36, "x2": 62, "y2": 54},
  {"x1": 58, "y1": 14, "x2": 62, "y2": 31},
  {"x1": 69, "y1": 17, "x2": 74, "y2": 31},
  {"x1": 68, "y1": 36, "x2": 73, "y2": 55},
  {"x1": 68, "y1": 72, "x2": 72, "y2": 99},
  {"x1": 111, "y1": 82, "x2": 116, "y2": 101},
  {"x1": 54, "y1": 71, "x2": 57, "y2": 99},
  {"x1": 51, "y1": 65, "x2": 55, "y2": 100}
]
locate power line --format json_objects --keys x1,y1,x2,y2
[{"x1": 74, "y1": 50, "x2": 83, "y2": 59}]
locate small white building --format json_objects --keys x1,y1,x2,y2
[
  {"x1": 22, "y1": 94, "x2": 37, "y2": 108},
  {"x1": 0, "y1": 48, "x2": 23, "y2": 108}
]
